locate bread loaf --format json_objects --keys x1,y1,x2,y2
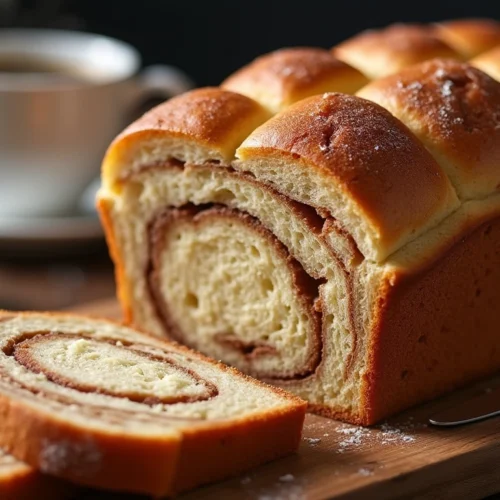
[
  {"x1": 436, "y1": 18, "x2": 500, "y2": 59},
  {"x1": 332, "y1": 24, "x2": 461, "y2": 79},
  {"x1": 332, "y1": 19, "x2": 500, "y2": 79},
  {"x1": 222, "y1": 47, "x2": 368, "y2": 112},
  {"x1": 98, "y1": 54, "x2": 500, "y2": 425},
  {"x1": 0, "y1": 448, "x2": 67, "y2": 500},
  {"x1": 471, "y1": 45, "x2": 500, "y2": 81},
  {"x1": 0, "y1": 311, "x2": 306, "y2": 496}
]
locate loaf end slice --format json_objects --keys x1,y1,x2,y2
[{"x1": 0, "y1": 311, "x2": 306, "y2": 497}]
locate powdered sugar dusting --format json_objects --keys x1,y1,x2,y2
[
  {"x1": 435, "y1": 68, "x2": 446, "y2": 79},
  {"x1": 332, "y1": 418, "x2": 421, "y2": 453},
  {"x1": 237, "y1": 48, "x2": 346, "y2": 90},
  {"x1": 302, "y1": 415, "x2": 421, "y2": 457},
  {"x1": 407, "y1": 81, "x2": 423, "y2": 92},
  {"x1": 379, "y1": 423, "x2": 416, "y2": 445},
  {"x1": 441, "y1": 80, "x2": 453, "y2": 97},
  {"x1": 257, "y1": 486, "x2": 305, "y2": 500},
  {"x1": 336, "y1": 425, "x2": 370, "y2": 452},
  {"x1": 39, "y1": 438, "x2": 102, "y2": 477},
  {"x1": 236, "y1": 415, "x2": 426, "y2": 497},
  {"x1": 241, "y1": 472, "x2": 306, "y2": 500},
  {"x1": 381, "y1": 59, "x2": 500, "y2": 157},
  {"x1": 304, "y1": 437, "x2": 321, "y2": 446},
  {"x1": 0, "y1": 448, "x2": 18, "y2": 467},
  {"x1": 358, "y1": 467, "x2": 374, "y2": 477}
]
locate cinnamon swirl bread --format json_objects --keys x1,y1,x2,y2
[
  {"x1": 471, "y1": 45, "x2": 500, "y2": 82},
  {"x1": 98, "y1": 58, "x2": 500, "y2": 425},
  {"x1": 332, "y1": 19, "x2": 500, "y2": 79},
  {"x1": 221, "y1": 47, "x2": 368, "y2": 113},
  {"x1": 0, "y1": 311, "x2": 306, "y2": 496},
  {"x1": 332, "y1": 24, "x2": 461, "y2": 79},
  {"x1": 436, "y1": 19, "x2": 500, "y2": 59}
]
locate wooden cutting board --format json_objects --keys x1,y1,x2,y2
[{"x1": 72, "y1": 298, "x2": 500, "y2": 500}]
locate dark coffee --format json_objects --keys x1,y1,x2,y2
[{"x1": 0, "y1": 56, "x2": 96, "y2": 83}]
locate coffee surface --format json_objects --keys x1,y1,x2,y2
[{"x1": 0, "y1": 55, "x2": 97, "y2": 83}]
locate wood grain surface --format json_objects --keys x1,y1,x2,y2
[{"x1": 70, "y1": 298, "x2": 500, "y2": 500}]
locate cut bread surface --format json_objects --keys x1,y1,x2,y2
[
  {"x1": 99, "y1": 45, "x2": 500, "y2": 425},
  {"x1": 149, "y1": 205, "x2": 322, "y2": 380},
  {"x1": 0, "y1": 312, "x2": 306, "y2": 496}
]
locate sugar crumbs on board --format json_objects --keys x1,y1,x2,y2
[
  {"x1": 357, "y1": 467, "x2": 374, "y2": 477},
  {"x1": 335, "y1": 418, "x2": 421, "y2": 453},
  {"x1": 303, "y1": 437, "x2": 321, "y2": 446},
  {"x1": 256, "y1": 476, "x2": 306, "y2": 500}
]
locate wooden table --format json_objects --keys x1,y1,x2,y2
[{"x1": 0, "y1": 248, "x2": 115, "y2": 311}]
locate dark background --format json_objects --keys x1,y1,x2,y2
[{"x1": 1, "y1": 0, "x2": 499, "y2": 86}]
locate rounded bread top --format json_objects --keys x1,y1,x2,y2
[
  {"x1": 471, "y1": 45, "x2": 500, "y2": 82},
  {"x1": 222, "y1": 47, "x2": 368, "y2": 113},
  {"x1": 333, "y1": 23, "x2": 461, "y2": 79},
  {"x1": 237, "y1": 92, "x2": 458, "y2": 261},
  {"x1": 358, "y1": 59, "x2": 500, "y2": 200},
  {"x1": 435, "y1": 18, "x2": 500, "y2": 59},
  {"x1": 101, "y1": 87, "x2": 270, "y2": 190}
]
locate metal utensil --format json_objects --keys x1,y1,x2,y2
[{"x1": 429, "y1": 387, "x2": 500, "y2": 427}]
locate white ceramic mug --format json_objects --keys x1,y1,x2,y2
[{"x1": 0, "y1": 29, "x2": 194, "y2": 217}]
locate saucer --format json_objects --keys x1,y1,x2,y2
[{"x1": 0, "y1": 213, "x2": 104, "y2": 255}]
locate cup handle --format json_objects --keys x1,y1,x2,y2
[
  {"x1": 127, "y1": 64, "x2": 194, "y2": 121},
  {"x1": 135, "y1": 64, "x2": 195, "y2": 101}
]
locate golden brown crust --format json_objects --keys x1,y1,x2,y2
[
  {"x1": 333, "y1": 24, "x2": 461, "y2": 79},
  {"x1": 237, "y1": 92, "x2": 456, "y2": 259},
  {"x1": 358, "y1": 59, "x2": 500, "y2": 199},
  {"x1": 362, "y1": 212, "x2": 500, "y2": 424},
  {"x1": 0, "y1": 311, "x2": 307, "y2": 496},
  {"x1": 222, "y1": 47, "x2": 368, "y2": 113},
  {"x1": 1, "y1": 391, "x2": 305, "y2": 496},
  {"x1": 101, "y1": 88, "x2": 270, "y2": 189},
  {"x1": 172, "y1": 407, "x2": 305, "y2": 494},
  {"x1": 0, "y1": 393, "x2": 180, "y2": 496},
  {"x1": 120, "y1": 87, "x2": 265, "y2": 148},
  {"x1": 471, "y1": 45, "x2": 500, "y2": 82},
  {"x1": 436, "y1": 18, "x2": 500, "y2": 59},
  {"x1": 307, "y1": 403, "x2": 363, "y2": 425},
  {"x1": 97, "y1": 197, "x2": 133, "y2": 324}
]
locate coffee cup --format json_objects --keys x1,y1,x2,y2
[{"x1": 0, "y1": 29, "x2": 194, "y2": 218}]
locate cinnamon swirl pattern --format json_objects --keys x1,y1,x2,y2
[
  {"x1": 0, "y1": 312, "x2": 306, "y2": 496},
  {"x1": 99, "y1": 57, "x2": 500, "y2": 425}
]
